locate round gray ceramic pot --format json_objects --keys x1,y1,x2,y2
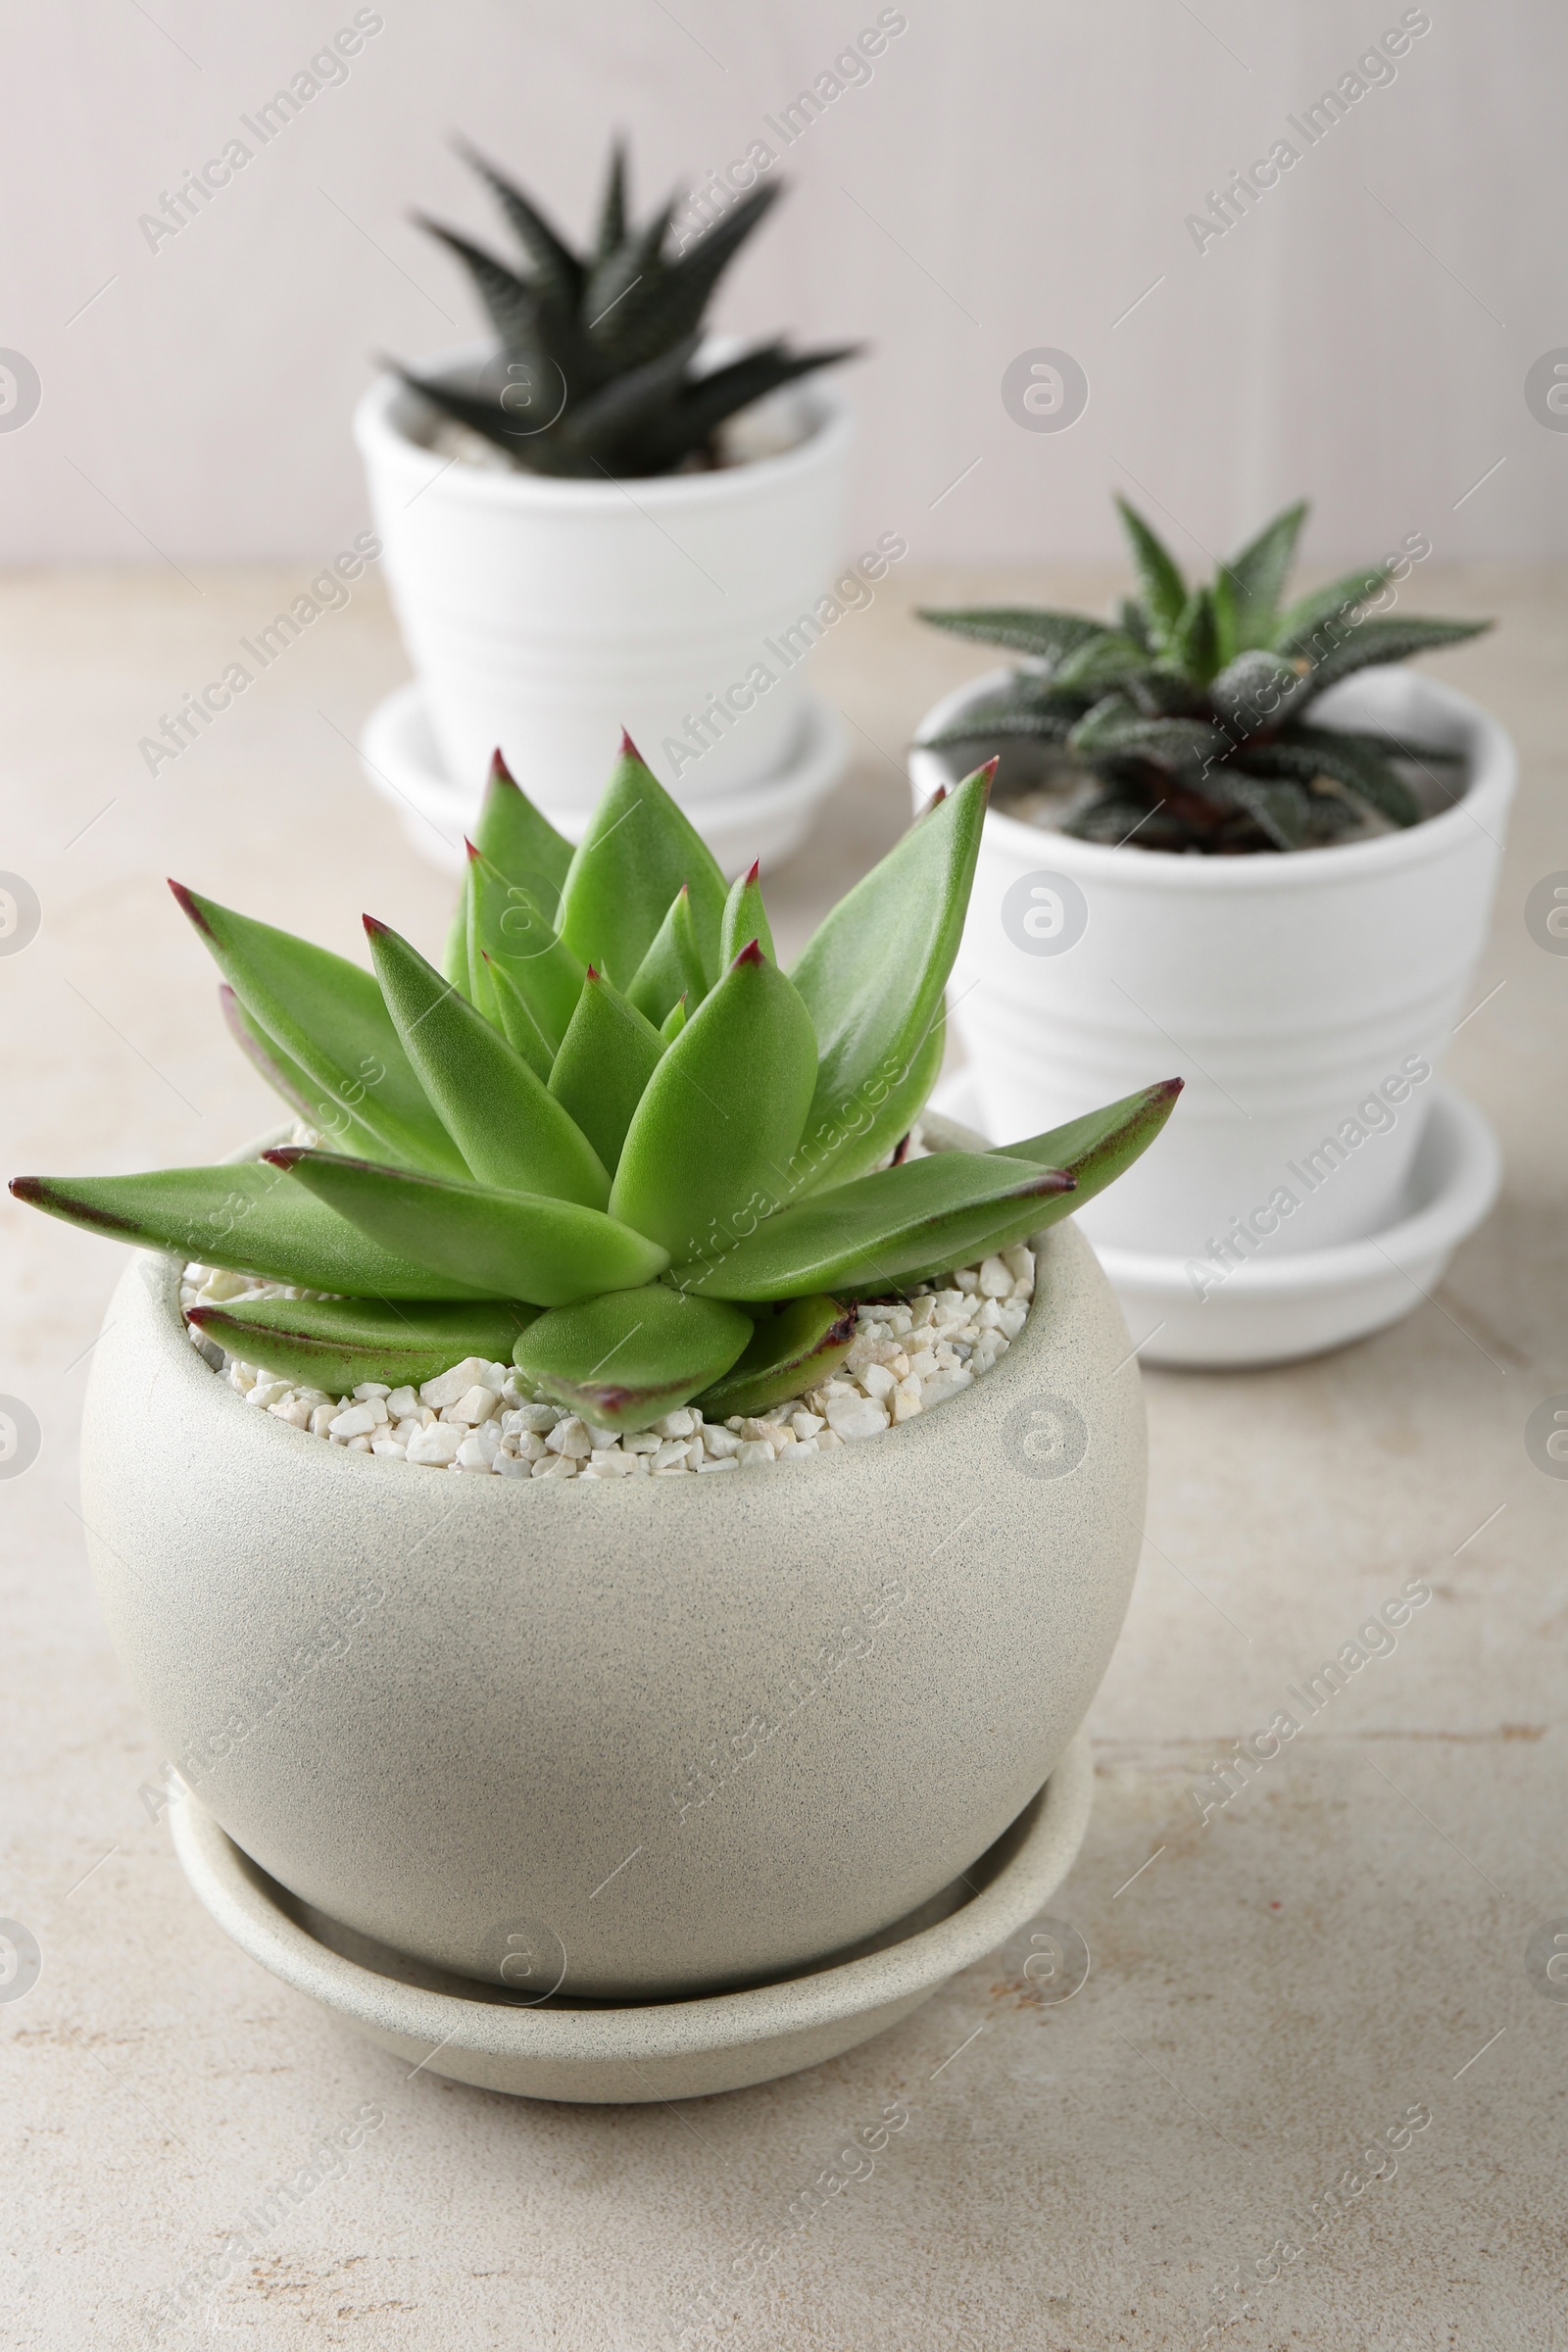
[{"x1": 81, "y1": 1160, "x2": 1146, "y2": 2001}]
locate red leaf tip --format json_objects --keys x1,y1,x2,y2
[
  {"x1": 261, "y1": 1147, "x2": 304, "y2": 1171},
  {"x1": 486, "y1": 747, "x2": 517, "y2": 789},
  {"x1": 168, "y1": 880, "x2": 213, "y2": 937},
  {"x1": 734, "y1": 938, "x2": 764, "y2": 968},
  {"x1": 464, "y1": 836, "x2": 482, "y2": 862},
  {"x1": 585, "y1": 963, "x2": 600, "y2": 982},
  {"x1": 745, "y1": 858, "x2": 760, "y2": 886},
  {"x1": 618, "y1": 726, "x2": 645, "y2": 764},
  {"x1": 362, "y1": 913, "x2": 388, "y2": 937}
]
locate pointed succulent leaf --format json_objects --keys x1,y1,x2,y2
[
  {"x1": 1209, "y1": 648, "x2": 1308, "y2": 739},
  {"x1": 481, "y1": 955, "x2": 556, "y2": 1080},
  {"x1": 218, "y1": 986, "x2": 384, "y2": 1159},
  {"x1": 1215, "y1": 771, "x2": 1311, "y2": 850},
  {"x1": 1272, "y1": 565, "x2": 1393, "y2": 656},
  {"x1": 470, "y1": 748, "x2": 574, "y2": 920},
  {"x1": 459, "y1": 143, "x2": 585, "y2": 315},
  {"x1": 170, "y1": 885, "x2": 467, "y2": 1179},
  {"x1": 695, "y1": 1294, "x2": 857, "y2": 1418},
  {"x1": 996, "y1": 1081, "x2": 1183, "y2": 1203},
  {"x1": 1051, "y1": 632, "x2": 1153, "y2": 694},
  {"x1": 669, "y1": 1152, "x2": 1073, "y2": 1303},
  {"x1": 1171, "y1": 585, "x2": 1221, "y2": 683},
  {"x1": 629, "y1": 341, "x2": 860, "y2": 473},
  {"x1": 268, "y1": 1149, "x2": 664, "y2": 1306},
  {"x1": 187, "y1": 1295, "x2": 537, "y2": 1396},
  {"x1": 366, "y1": 918, "x2": 609, "y2": 1208},
  {"x1": 593, "y1": 139, "x2": 628, "y2": 266},
  {"x1": 557, "y1": 734, "x2": 727, "y2": 988},
  {"x1": 443, "y1": 861, "x2": 474, "y2": 997},
  {"x1": 8, "y1": 1164, "x2": 495, "y2": 1298},
  {"x1": 1289, "y1": 613, "x2": 1493, "y2": 700},
  {"x1": 719, "y1": 860, "x2": 774, "y2": 969},
  {"x1": 920, "y1": 698, "x2": 1080, "y2": 751},
  {"x1": 512, "y1": 1282, "x2": 752, "y2": 1433},
  {"x1": 1222, "y1": 501, "x2": 1307, "y2": 646},
  {"x1": 626, "y1": 883, "x2": 709, "y2": 1026},
  {"x1": 916, "y1": 607, "x2": 1111, "y2": 668},
  {"x1": 548, "y1": 967, "x2": 664, "y2": 1175},
  {"x1": 1114, "y1": 499, "x2": 1187, "y2": 646},
  {"x1": 1242, "y1": 730, "x2": 1423, "y2": 826},
  {"x1": 466, "y1": 846, "x2": 585, "y2": 1051},
  {"x1": 805, "y1": 1004, "x2": 947, "y2": 1194},
  {"x1": 612, "y1": 942, "x2": 818, "y2": 1259},
  {"x1": 789, "y1": 768, "x2": 987, "y2": 1195},
  {"x1": 1210, "y1": 569, "x2": 1240, "y2": 672},
  {"x1": 1067, "y1": 703, "x2": 1230, "y2": 781},
  {"x1": 660, "y1": 994, "x2": 688, "y2": 1043},
  {"x1": 1117, "y1": 598, "x2": 1151, "y2": 648}
]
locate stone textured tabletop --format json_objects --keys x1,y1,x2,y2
[{"x1": 3, "y1": 564, "x2": 1564, "y2": 2349}]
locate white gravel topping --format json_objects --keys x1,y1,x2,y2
[{"x1": 177, "y1": 1243, "x2": 1035, "y2": 1479}]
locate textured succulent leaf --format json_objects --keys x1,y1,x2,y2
[
  {"x1": 920, "y1": 700, "x2": 1081, "y2": 751},
  {"x1": 997, "y1": 1081, "x2": 1183, "y2": 1200},
  {"x1": 719, "y1": 860, "x2": 775, "y2": 970},
  {"x1": 1243, "y1": 730, "x2": 1422, "y2": 826},
  {"x1": 625, "y1": 884, "x2": 709, "y2": 1027},
  {"x1": 630, "y1": 342, "x2": 858, "y2": 474},
  {"x1": 1209, "y1": 649, "x2": 1307, "y2": 737},
  {"x1": 187, "y1": 1295, "x2": 537, "y2": 1396},
  {"x1": 790, "y1": 769, "x2": 987, "y2": 1195},
  {"x1": 466, "y1": 847, "x2": 585, "y2": 1051},
  {"x1": 612, "y1": 943, "x2": 818, "y2": 1259},
  {"x1": 171, "y1": 886, "x2": 467, "y2": 1179},
  {"x1": 660, "y1": 995, "x2": 688, "y2": 1043},
  {"x1": 1222, "y1": 501, "x2": 1307, "y2": 646},
  {"x1": 1171, "y1": 585, "x2": 1222, "y2": 683},
  {"x1": 1272, "y1": 565, "x2": 1393, "y2": 656},
  {"x1": 1114, "y1": 499, "x2": 1187, "y2": 644},
  {"x1": 1210, "y1": 572, "x2": 1240, "y2": 672},
  {"x1": 456, "y1": 144, "x2": 585, "y2": 316},
  {"x1": 1067, "y1": 703, "x2": 1230, "y2": 780},
  {"x1": 807, "y1": 1003, "x2": 946, "y2": 1194},
  {"x1": 696, "y1": 1294, "x2": 857, "y2": 1418},
  {"x1": 8, "y1": 1164, "x2": 494, "y2": 1298},
  {"x1": 512, "y1": 1282, "x2": 752, "y2": 1433},
  {"x1": 218, "y1": 986, "x2": 384, "y2": 1159},
  {"x1": 1289, "y1": 614, "x2": 1492, "y2": 700},
  {"x1": 480, "y1": 955, "x2": 555, "y2": 1081},
  {"x1": 916, "y1": 608, "x2": 1111, "y2": 667},
  {"x1": 670, "y1": 1152, "x2": 1073, "y2": 1302},
  {"x1": 558, "y1": 736, "x2": 728, "y2": 989},
  {"x1": 1214, "y1": 771, "x2": 1312, "y2": 850},
  {"x1": 442, "y1": 861, "x2": 474, "y2": 997},
  {"x1": 268, "y1": 1149, "x2": 664, "y2": 1307},
  {"x1": 1051, "y1": 632, "x2": 1152, "y2": 694},
  {"x1": 470, "y1": 749, "x2": 573, "y2": 919},
  {"x1": 548, "y1": 968, "x2": 664, "y2": 1175},
  {"x1": 592, "y1": 139, "x2": 627, "y2": 266},
  {"x1": 366, "y1": 918, "x2": 609, "y2": 1208}
]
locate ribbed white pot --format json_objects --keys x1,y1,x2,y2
[
  {"x1": 910, "y1": 668, "x2": 1514, "y2": 1260},
  {"x1": 80, "y1": 1150, "x2": 1145, "y2": 2003},
  {"x1": 354, "y1": 350, "x2": 853, "y2": 818}
]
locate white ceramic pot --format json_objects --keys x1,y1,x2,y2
[
  {"x1": 910, "y1": 668, "x2": 1514, "y2": 1261},
  {"x1": 354, "y1": 349, "x2": 854, "y2": 823},
  {"x1": 80, "y1": 1158, "x2": 1145, "y2": 2003}
]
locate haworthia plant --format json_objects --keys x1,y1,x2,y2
[
  {"x1": 13, "y1": 739, "x2": 1181, "y2": 1433},
  {"x1": 401, "y1": 141, "x2": 857, "y2": 478},
  {"x1": 919, "y1": 497, "x2": 1491, "y2": 853}
]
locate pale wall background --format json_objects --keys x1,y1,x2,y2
[{"x1": 5, "y1": 0, "x2": 1564, "y2": 569}]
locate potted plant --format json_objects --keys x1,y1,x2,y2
[
  {"x1": 355, "y1": 142, "x2": 864, "y2": 865},
  {"x1": 910, "y1": 499, "x2": 1514, "y2": 1289},
  {"x1": 17, "y1": 740, "x2": 1177, "y2": 2002}
]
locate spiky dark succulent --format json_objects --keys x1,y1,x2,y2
[
  {"x1": 399, "y1": 140, "x2": 856, "y2": 477},
  {"x1": 919, "y1": 498, "x2": 1492, "y2": 854},
  {"x1": 12, "y1": 740, "x2": 1179, "y2": 1436}
]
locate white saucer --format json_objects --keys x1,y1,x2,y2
[
  {"x1": 170, "y1": 1734, "x2": 1090, "y2": 2103},
  {"x1": 358, "y1": 683, "x2": 848, "y2": 880},
  {"x1": 929, "y1": 1076, "x2": 1500, "y2": 1370}
]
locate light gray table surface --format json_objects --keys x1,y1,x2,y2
[{"x1": 2, "y1": 564, "x2": 1564, "y2": 2349}]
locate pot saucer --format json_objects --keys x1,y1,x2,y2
[
  {"x1": 169, "y1": 1735, "x2": 1092, "y2": 2104},
  {"x1": 930, "y1": 1074, "x2": 1499, "y2": 1370},
  {"x1": 358, "y1": 681, "x2": 847, "y2": 881}
]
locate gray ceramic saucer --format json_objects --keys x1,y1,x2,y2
[{"x1": 170, "y1": 1733, "x2": 1093, "y2": 2102}]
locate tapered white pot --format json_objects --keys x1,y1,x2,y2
[
  {"x1": 81, "y1": 1155, "x2": 1145, "y2": 2003},
  {"x1": 354, "y1": 350, "x2": 854, "y2": 824},
  {"x1": 910, "y1": 668, "x2": 1514, "y2": 1262}
]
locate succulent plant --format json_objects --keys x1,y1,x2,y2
[
  {"x1": 919, "y1": 498, "x2": 1491, "y2": 853},
  {"x1": 400, "y1": 141, "x2": 856, "y2": 478},
  {"x1": 12, "y1": 741, "x2": 1179, "y2": 1435}
]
